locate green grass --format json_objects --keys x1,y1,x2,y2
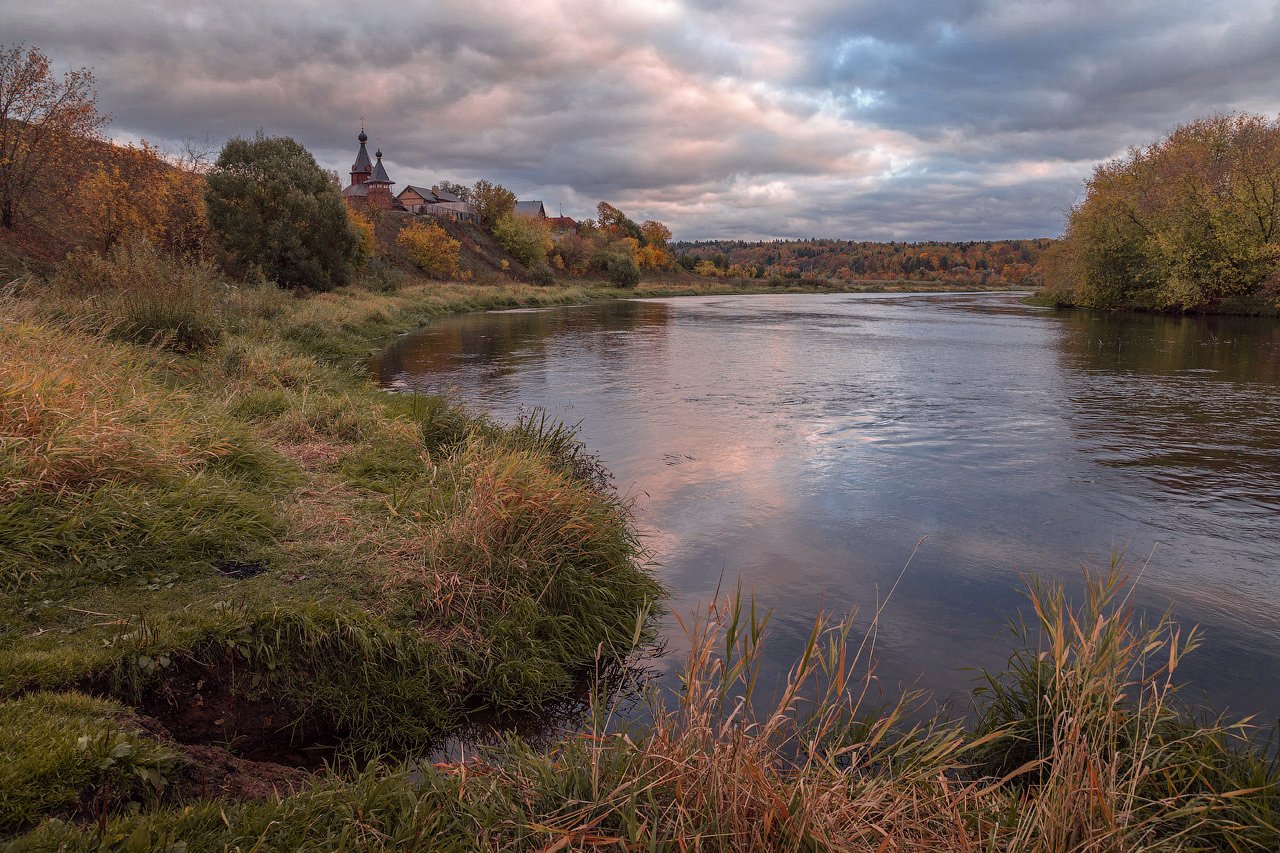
[
  {"x1": 11, "y1": 572, "x2": 1277, "y2": 851},
  {"x1": 1, "y1": 259, "x2": 663, "y2": 838},
  {"x1": 0, "y1": 692, "x2": 180, "y2": 835}
]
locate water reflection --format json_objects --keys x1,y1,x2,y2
[{"x1": 372, "y1": 294, "x2": 1280, "y2": 723}]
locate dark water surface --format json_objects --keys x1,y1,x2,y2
[{"x1": 372, "y1": 293, "x2": 1280, "y2": 721}]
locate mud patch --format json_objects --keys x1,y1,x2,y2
[
  {"x1": 127, "y1": 713, "x2": 309, "y2": 801},
  {"x1": 135, "y1": 656, "x2": 343, "y2": 770}
]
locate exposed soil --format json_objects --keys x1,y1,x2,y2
[
  {"x1": 131, "y1": 655, "x2": 343, "y2": 770},
  {"x1": 126, "y1": 712, "x2": 309, "y2": 802}
]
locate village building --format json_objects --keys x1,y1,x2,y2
[
  {"x1": 338, "y1": 124, "x2": 554, "y2": 227},
  {"x1": 340, "y1": 125, "x2": 395, "y2": 213},
  {"x1": 515, "y1": 200, "x2": 547, "y2": 218},
  {"x1": 397, "y1": 185, "x2": 480, "y2": 223}
]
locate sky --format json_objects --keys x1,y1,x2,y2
[{"x1": 6, "y1": 0, "x2": 1280, "y2": 241}]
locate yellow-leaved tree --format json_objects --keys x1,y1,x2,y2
[{"x1": 396, "y1": 219, "x2": 461, "y2": 279}]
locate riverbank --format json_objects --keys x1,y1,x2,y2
[
  {"x1": 4, "y1": 273, "x2": 1277, "y2": 849},
  {"x1": 1024, "y1": 288, "x2": 1280, "y2": 316},
  {"x1": 1, "y1": 273, "x2": 666, "y2": 836}
]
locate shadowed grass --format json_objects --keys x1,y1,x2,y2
[
  {"x1": 14, "y1": 571, "x2": 1275, "y2": 850},
  {"x1": 0, "y1": 692, "x2": 180, "y2": 835}
]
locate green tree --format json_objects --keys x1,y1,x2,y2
[
  {"x1": 471, "y1": 179, "x2": 516, "y2": 225},
  {"x1": 493, "y1": 212, "x2": 552, "y2": 266},
  {"x1": 205, "y1": 131, "x2": 361, "y2": 290}
]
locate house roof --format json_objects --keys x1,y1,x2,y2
[
  {"x1": 515, "y1": 200, "x2": 546, "y2": 217},
  {"x1": 399, "y1": 185, "x2": 462, "y2": 204},
  {"x1": 341, "y1": 182, "x2": 370, "y2": 197}
]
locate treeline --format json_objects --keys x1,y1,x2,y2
[
  {"x1": 0, "y1": 43, "x2": 677, "y2": 293},
  {"x1": 675, "y1": 237, "x2": 1052, "y2": 286},
  {"x1": 1042, "y1": 113, "x2": 1280, "y2": 311}
]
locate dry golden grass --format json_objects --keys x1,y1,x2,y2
[{"x1": 1, "y1": 314, "x2": 228, "y2": 499}]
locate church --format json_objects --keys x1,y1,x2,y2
[{"x1": 340, "y1": 124, "x2": 395, "y2": 212}]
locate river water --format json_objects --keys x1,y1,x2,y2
[{"x1": 372, "y1": 292, "x2": 1280, "y2": 722}]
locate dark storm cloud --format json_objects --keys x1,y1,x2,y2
[{"x1": 4, "y1": 0, "x2": 1277, "y2": 239}]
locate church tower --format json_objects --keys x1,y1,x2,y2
[
  {"x1": 350, "y1": 121, "x2": 372, "y2": 186},
  {"x1": 365, "y1": 145, "x2": 394, "y2": 211}
]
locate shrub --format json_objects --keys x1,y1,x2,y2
[
  {"x1": 527, "y1": 262, "x2": 555, "y2": 285},
  {"x1": 601, "y1": 251, "x2": 640, "y2": 288},
  {"x1": 49, "y1": 237, "x2": 227, "y2": 352},
  {"x1": 493, "y1": 213, "x2": 553, "y2": 267},
  {"x1": 359, "y1": 254, "x2": 407, "y2": 292},
  {"x1": 205, "y1": 132, "x2": 362, "y2": 291},
  {"x1": 395, "y1": 219, "x2": 461, "y2": 279}
]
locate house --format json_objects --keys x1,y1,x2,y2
[
  {"x1": 397, "y1": 185, "x2": 459, "y2": 211},
  {"x1": 396, "y1": 185, "x2": 479, "y2": 223},
  {"x1": 515, "y1": 200, "x2": 547, "y2": 218},
  {"x1": 341, "y1": 125, "x2": 395, "y2": 212},
  {"x1": 548, "y1": 215, "x2": 576, "y2": 231}
]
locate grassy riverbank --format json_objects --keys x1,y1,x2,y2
[
  {"x1": 1, "y1": 264, "x2": 667, "y2": 836},
  {"x1": 4, "y1": 264, "x2": 1277, "y2": 849},
  {"x1": 1024, "y1": 287, "x2": 1280, "y2": 316}
]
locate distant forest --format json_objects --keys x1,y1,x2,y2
[{"x1": 674, "y1": 238, "x2": 1053, "y2": 286}]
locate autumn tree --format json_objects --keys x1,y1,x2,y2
[
  {"x1": 1047, "y1": 113, "x2": 1280, "y2": 310},
  {"x1": 597, "y1": 201, "x2": 643, "y2": 241},
  {"x1": 493, "y1": 211, "x2": 552, "y2": 266},
  {"x1": 205, "y1": 132, "x2": 362, "y2": 290},
  {"x1": 640, "y1": 220, "x2": 671, "y2": 248},
  {"x1": 348, "y1": 209, "x2": 378, "y2": 260},
  {"x1": 396, "y1": 219, "x2": 461, "y2": 279},
  {"x1": 73, "y1": 140, "x2": 211, "y2": 255},
  {"x1": 0, "y1": 44, "x2": 108, "y2": 229},
  {"x1": 471, "y1": 179, "x2": 516, "y2": 224}
]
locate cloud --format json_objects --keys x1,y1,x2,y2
[{"x1": 5, "y1": 0, "x2": 1278, "y2": 239}]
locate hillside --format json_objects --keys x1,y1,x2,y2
[{"x1": 676, "y1": 237, "x2": 1052, "y2": 286}]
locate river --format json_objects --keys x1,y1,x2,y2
[{"x1": 371, "y1": 292, "x2": 1280, "y2": 722}]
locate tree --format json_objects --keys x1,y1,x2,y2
[
  {"x1": 471, "y1": 179, "x2": 516, "y2": 224},
  {"x1": 437, "y1": 181, "x2": 471, "y2": 203},
  {"x1": 1047, "y1": 113, "x2": 1280, "y2": 310},
  {"x1": 72, "y1": 140, "x2": 211, "y2": 255},
  {"x1": 597, "y1": 201, "x2": 643, "y2": 241},
  {"x1": 0, "y1": 44, "x2": 108, "y2": 229},
  {"x1": 493, "y1": 212, "x2": 552, "y2": 266},
  {"x1": 640, "y1": 220, "x2": 671, "y2": 248},
  {"x1": 396, "y1": 219, "x2": 460, "y2": 279},
  {"x1": 205, "y1": 132, "x2": 362, "y2": 290}
]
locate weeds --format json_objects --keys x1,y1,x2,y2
[{"x1": 47, "y1": 238, "x2": 230, "y2": 353}]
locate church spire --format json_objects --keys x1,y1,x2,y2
[
  {"x1": 350, "y1": 120, "x2": 372, "y2": 185},
  {"x1": 368, "y1": 143, "x2": 393, "y2": 186}
]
